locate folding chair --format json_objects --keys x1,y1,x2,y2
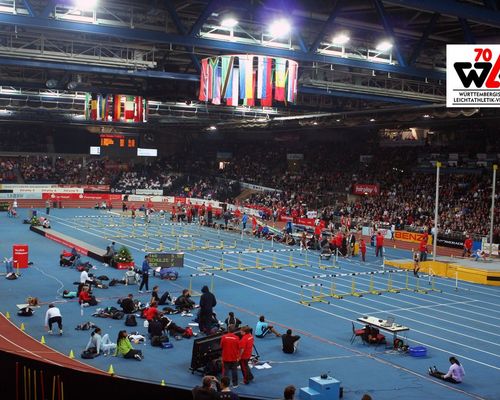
[{"x1": 350, "y1": 322, "x2": 365, "y2": 344}]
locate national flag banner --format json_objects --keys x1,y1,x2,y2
[
  {"x1": 229, "y1": 67, "x2": 239, "y2": 106},
  {"x1": 239, "y1": 56, "x2": 246, "y2": 99},
  {"x1": 257, "y1": 56, "x2": 264, "y2": 99},
  {"x1": 275, "y1": 58, "x2": 287, "y2": 101},
  {"x1": 199, "y1": 58, "x2": 209, "y2": 101},
  {"x1": 124, "y1": 96, "x2": 135, "y2": 121},
  {"x1": 446, "y1": 44, "x2": 500, "y2": 107},
  {"x1": 199, "y1": 55, "x2": 298, "y2": 106},
  {"x1": 113, "y1": 94, "x2": 121, "y2": 121},
  {"x1": 84, "y1": 93, "x2": 91, "y2": 119}
]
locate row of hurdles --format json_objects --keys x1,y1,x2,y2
[{"x1": 299, "y1": 268, "x2": 442, "y2": 304}]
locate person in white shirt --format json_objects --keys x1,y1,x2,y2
[
  {"x1": 85, "y1": 327, "x2": 116, "y2": 356},
  {"x1": 45, "y1": 304, "x2": 63, "y2": 335},
  {"x1": 429, "y1": 356, "x2": 465, "y2": 384},
  {"x1": 80, "y1": 268, "x2": 94, "y2": 287}
]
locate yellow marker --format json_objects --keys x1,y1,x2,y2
[
  {"x1": 5, "y1": 311, "x2": 10, "y2": 319},
  {"x1": 69, "y1": 350, "x2": 75, "y2": 359},
  {"x1": 40, "y1": 336, "x2": 45, "y2": 344},
  {"x1": 107, "y1": 365, "x2": 115, "y2": 375},
  {"x1": 160, "y1": 379, "x2": 166, "y2": 386},
  {"x1": 20, "y1": 322, "x2": 25, "y2": 331}
]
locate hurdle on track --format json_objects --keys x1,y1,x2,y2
[
  {"x1": 188, "y1": 272, "x2": 215, "y2": 296},
  {"x1": 199, "y1": 251, "x2": 309, "y2": 272},
  {"x1": 298, "y1": 269, "x2": 441, "y2": 304},
  {"x1": 299, "y1": 283, "x2": 330, "y2": 305}
]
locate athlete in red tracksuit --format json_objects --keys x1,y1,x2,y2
[
  {"x1": 360, "y1": 238, "x2": 367, "y2": 262},
  {"x1": 239, "y1": 326, "x2": 255, "y2": 385},
  {"x1": 221, "y1": 329, "x2": 240, "y2": 387},
  {"x1": 463, "y1": 237, "x2": 473, "y2": 257},
  {"x1": 375, "y1": 232, "x2": 384, "y2": 257}
]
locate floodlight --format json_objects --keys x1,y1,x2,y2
[
  {"x1": 221, "y1": 17, "x2": 238, "y2": 28},
  {"x1": 209, "y1": 125, "x2": 217, "y2": 131},
  {"x1": 369, "y1": 118, "x2": 376, "y2": 122},
  {"x1": 332, "y1": 33, "x2": 350, "y2": 45},
  {"x1": 269, "y1": 19, "x2": 291, "y2": 38},
  {"x1": 46, "y1": 79, "x2": 58, "y2": 89},
  {"x1": 75, "y1": 0, "x2": 98, "y2": 10},
  {"x1": 376, "y1": 40, "x2": 393, "y2": 52}
]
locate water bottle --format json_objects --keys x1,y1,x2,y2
[{"x1": 80, "y1": 303, "x2": 84, "y2": 316}]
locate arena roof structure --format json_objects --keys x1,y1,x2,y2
[{"x1": 0, "y1": 0, "x2": 499, "y2": 132}]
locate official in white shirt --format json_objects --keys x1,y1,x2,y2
[{"x1": 45, "y1": 304, "x2": 63, "y2": 335}]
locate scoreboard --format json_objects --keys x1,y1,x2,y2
[
  {"x1": 148, "y1": 252, "x2": 184, "y2": 268},
  {"x1": 98, "y1": 133, "x2": 138, "y2": 156}
]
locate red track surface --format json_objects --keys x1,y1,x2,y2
[{"x1": 0, "y1": 314, "x2": 106, "y2": 375}]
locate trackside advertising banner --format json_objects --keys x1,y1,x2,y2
[
  {"x1": 352, "y1": 184, "x2": 379, "y2": 196},
  {"x1": 394, "y1": 230, "x2": 432, "y2": 245},
  {"x1": 447, "y1": 45, "x2": 500, "y2": 107}
]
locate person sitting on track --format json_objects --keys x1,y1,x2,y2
[
  {"x1": 174, "y1": 289, "x2": 196, "y2": 312},
  {"x1": 429, "y1": 357, "x2": 465, "y2": 384},
  {"x1": 255, "y1": 315, "x2": 281, "y2": 338},
  {"x1": 119, "y1": 293, "x2": 139, "y2": 314},
  {"x1": 150, "y1": 285, "x2": 172, "y2": 306}
]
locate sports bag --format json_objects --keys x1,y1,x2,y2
[{"x1": 125, "y1": 314, "x2": 137, "y2": 326}]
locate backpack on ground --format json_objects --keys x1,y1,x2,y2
[
  {"x1": 151, "y1": 335, "x2": 169, "y2": 347},
  {"x1": 112, "y1": 311, "x2": 125, "y2": 320},
  {"x1": 81, "y1": 349, "x2": 98, "y2": 359},
  {"x1": 17, "y1": 307, "x2": 33, "y2": 317},
  {"x1": 183, "y1": 327, "x2": 194, "y2": 338},
  {"x1": 125, "y1": 314, "x2": 137, "y2": 326},
  {"x1": 97, "y1": 275, "x2": 109, "y2": 281}
]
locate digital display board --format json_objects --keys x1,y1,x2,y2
[
  {"x1": 137, "y1": 148, "x2": 158, "y2": 157},
  {"x1": 98, "y1": 133, "x2": 138, "y2": 156},
  {"x1": 148, "y1": 252, "x2": 184, "y2": 268}
]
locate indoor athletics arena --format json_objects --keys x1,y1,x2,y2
[{"x1": 1, "y1": 1, "x2": 500, "y2": 399}]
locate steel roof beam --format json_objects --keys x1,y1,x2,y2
[
  {"x1": 23, "y1": 0, "x2": 35, "y2": 17},
  {"x1": 308, "y1": 0, "x2": 341, "y2": 53},
  {"x1": 0, "y1": 56, "x2": 200, "y2": 81},
  {"x1": 407, "y1": 13, "x2": 439, "y2": 66},
  {"x1": 372, "y1": 0, "x2": 406, "y2": 67},
  {"x1": 299, "y1": 86, "x2": 430, "y2": 105},
  {"x1": 459, "y1": 18, "x2": 476, "y2": 44},
  {"x1": 383, "y1": 0, "x2": 500, "y2": 28},
  {"x1": 164, "y1": 0, "x2": 201, "y2": 73},
  {"x1": 40, "y1": 0, "x2": 54, "y2": 18},
  {"x1": 190, "y1": 0, "x2": 218, "y2": 36},
  {"x1": 0, "y1": 13, "x2": 445, "y2": 80}
]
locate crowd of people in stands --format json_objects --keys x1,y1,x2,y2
[
  {"x1": 2, "y1": 136, "x2": 499, "y2": 238},
  {"x1": 0, "y1": 158, "x2": 17, "y2": 182}
]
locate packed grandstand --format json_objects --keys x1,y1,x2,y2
[{"x1": 1, "y1": 129, "x2": 498, "y2": 243}]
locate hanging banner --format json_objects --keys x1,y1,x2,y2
[{"x1": 199, "y1": 55, "x2": 298, "y2": 106}]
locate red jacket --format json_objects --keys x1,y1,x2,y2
[
  {"x1": 419, "y1": 240, "x2": 427, "y2": 252},
  {"x1": 143, "y1": 306, "x2": 158, "y2": 321},
  {"x1": 79, "y1": 291, "x2": 91, "y2": 303},
  {"x1": 221, "y1": 333, "x2": 240, "y2": 362},
  {"x1": 376, "y1": 234, "x2": 384, "y2": 247},
  {"x1": 464, "y1": 238, "x2": 473, "y2": 250},
  {"x1": 239, "y1": 333, "x2": 254, "y2": 359}
]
